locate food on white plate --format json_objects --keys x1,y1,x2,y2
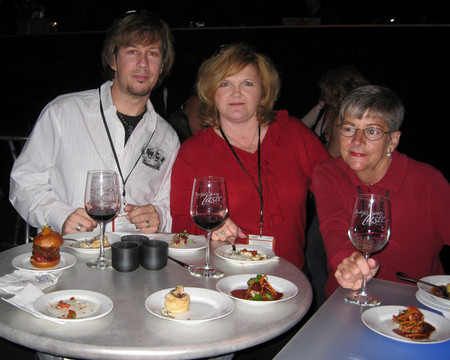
[
  {"x1": 231, "y1": 274, "x2": 283, "y2": 301},
  {"x1": 392, "y1": 306, "x2": 436, "y2": 340},
  {"x1": 48, "y1": 296, "x2": 99, "y2": 319},
  {"x1": 164, "y1": 285, "x2": 190, "y2": 314},
  {"x1": 430, "y1": 283, "x2": 450, "y2": 299},
  {"x1": 70, "y1": 235, "x2": 110, "y2": 249},
  {"x1": 169, "y1": 230, "x2": 191, "y2": 247},
  {"x1": 31, "y1": 225, "x2": 64, "y2": 268},
  {"x1": 228, "y1": 248, "x2": 267, "y2": 261}
]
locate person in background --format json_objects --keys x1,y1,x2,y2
[
  {"x1": 170, "y1": 43, "x2": 329, "y2": 271},
  {"x1": 312, "y1": 85, "x2": 450, "y2": 297},
  {"x1": 302, "y1": 65, "x2": 369, "y2": 157},
  {"x1": 10, "y1": 10, "x2": 180, "y2": 236}
]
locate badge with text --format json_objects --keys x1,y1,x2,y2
[
  {"x1": 112, "y1": 214, "x2": 138, "y2": 233},
  {"x1": 246, "y1": 234, "x2": 275, "y2": 251}
]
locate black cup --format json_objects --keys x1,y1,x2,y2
[
  {"x1": 112, "y1": 241, "x2": 140, "y2": 272},
  {"x1": 121, "y1": 234, "x2": 148, "y2": 244},
  {"x1": 140, "y1": 239, "x2": 168, "y2": 270}
]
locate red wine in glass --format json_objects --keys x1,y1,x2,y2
[
  {"x1": 192, "y1": 214, "x2": 226, "y2": 231},
  {"x1": 86, "y1": 207, "x2": 118, "y2": 222},
  {"x1": 84, "y1": 170, "x2": 120, "y2": 269},
  {"x1": 190, "y1": 176, "x2": 228, "y2": 278}
]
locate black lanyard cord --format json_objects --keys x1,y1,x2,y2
[
  {"x1": 98, "y1": 87, "x2": 155, "y2": 204},
  {"x1": 219, "y1": 126, "x2": 264, "y2": 236}
]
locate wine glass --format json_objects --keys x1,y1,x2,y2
[
  {"x1": 190, "y1": 176, "x2": 229, "y2": 278},
  {"x1": 345, "y1": 194, "x2": 391, "y2": 306},
  {"x1": 84, "y1": 170, "x2": 121, "y2": 269}
]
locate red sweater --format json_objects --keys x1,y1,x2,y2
[
  {"x1": 312, "y1": 151, "x2": 450, "y2": 296},
  {"x1": 170, "y1": 111, "x2": 330, "y2": 269}
]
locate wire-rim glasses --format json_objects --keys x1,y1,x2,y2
[{"x1": 337, "y1": 124, "x2": 390, "y2": 141}]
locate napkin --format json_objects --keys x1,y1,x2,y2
[
  {"x1": 0, "y1": 270, "x2": 62, "y2": 294},
  {"x1": 2, "y1": 283, "x2": 66, "y2": 324}
]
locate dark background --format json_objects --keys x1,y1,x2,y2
[{"x1": 1, "y1": 1, "x2": 448, "y2": 234}]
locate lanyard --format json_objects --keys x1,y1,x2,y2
[
  {"x1": 98, "y1": 87, "x2": 155, "y2": 206},
  {"x1": 219, "y1": 126, "x2": 264, "y2": 236}
]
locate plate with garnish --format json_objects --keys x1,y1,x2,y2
[
  {"x1": 214, "y1": 244, "x2": 278, "y2": 266},
  {"x1": 144, "y1": 232, "x2": 207, "y2": 252},
  {"x1": 145, "y1": 287, "x2": 234, "y2": 324},
  {"x1": 361, "y1": 305, "x2": 450, "y2": 344},
  {"x1": 63, "y1": 232, "x2": 121, "y2": 254},
  {"x1": 216, "y1": 274, "x2": 298, "y2": 305},
  {"x1": 33, "y1": 289, "x2": 113, "y2": 323}
]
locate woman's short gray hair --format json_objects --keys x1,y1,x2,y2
[{"x1": 339, "y1": 85, "x2": 404, "y2": 131}]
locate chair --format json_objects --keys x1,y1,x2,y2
[{"x1": 0, "y1": 135, "x2": 31, "y2": 245}]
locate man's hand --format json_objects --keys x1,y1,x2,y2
[
  {"x1": 62, "y1": 208, "x2": 98, "y2": 235},
  {"x1": 334, "y1": 251, "x2": 379, "y2": 290},
  {"x1": 124, "y1": 204, "x2": 160, "y2": 234}
]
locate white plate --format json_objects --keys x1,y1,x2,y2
[
  {"x1": 361, "y1": 305, "x2": 450, "y2": 344},
  {"x1": 63, "y1": 232, "x2": 121, "y2": 254},
  {"x1": 416, "y1": 290, "x2": 450, "y2": 318},
  {"x1": 33, "y1": 289, "x2": 113, "y2": 323},
  {"x1": 216, "y1": 274, "x2": 298, "y2": 305},
  {"x1": 145, "y1": 287, "x2": 234, "y2": 324},
  {"x1": 142, "y1": 233, "x2": 207, "y2": 252},
  {"x1": 12, "y1": 252, "x2": 77, "y2": 272},
  {"x1": 417, "y1": 275, "x2": 450, "y2": 306},
  {"x1": 214, "y1": 244, "x2": 277, "y2": 266}
]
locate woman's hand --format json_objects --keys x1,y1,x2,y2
[
  {"x1": 211, "y1": 218, "x2": 246, "y2": 242},
  {"x1": 124, "y1": 204, "x2": 160, "y2": 234},
  {"x1": 334, "y1": 251, "x2": 379, "y2": 290}
]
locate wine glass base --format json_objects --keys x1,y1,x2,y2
[
  {"x1": 189, "y1": 266, "x2": 224, "y2": 278},
  {"x1": 86, "y1": 258, "x2": 111, "y2": 269},
  {"x1": 345, "y1": 292, "x2": 381, "y2": 307}
]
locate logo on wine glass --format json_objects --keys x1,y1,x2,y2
[
  {"x1": 196, "y1": 192, "x2": 223, "y2": 206},
  {"x1": 356, "y1": 210, "x2": 386, "y2": 225}
]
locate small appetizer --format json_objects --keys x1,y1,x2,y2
[
  {"x1": 392, "y1": 306, "x2": 436, "y2": 340},
  {"x1": 232, "y1": 248, "x2": 267, "y2": 261},
  {"x1": 71, "y1": 235, "x2": 110, "y2": 249},
  {"x1": 231, "y1": 274, "x2": 283, "y2": 301},
  {"x1": 164, "y1": 286, "x2": 190, "y2": 314},
  {"x1": 169, "y1": 231, "x2": 190, "y2": 248}
]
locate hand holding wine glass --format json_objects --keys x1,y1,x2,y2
[
  {"x1": 345, "y1": 194, "x2": 391, "y2": 306},
  {"x1": 84, "y1": 170, "x2": 121, "y2": 269},
  {"x1": 190, "y1": 176, "x2": 228, "y2": 278}
]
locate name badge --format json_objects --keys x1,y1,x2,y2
[
  {"x1": 112, "y1": 214, "x2": 137, "y2": 232},
  {"x1": 246, "y1": 234, "x2": 275, "y2": 251}
]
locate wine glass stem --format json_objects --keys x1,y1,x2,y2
[
  {"x1": 359, "y1": 252, "x2": 370, "y2": 296},
  {"x1": 98, "y1": 221, "x2": 106, "y2": 261},
  {"x1": 204, "y1": 230, "x2": 212, "y2": 270}
]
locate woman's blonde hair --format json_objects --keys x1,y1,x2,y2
[{"x1": 196, "y1": 43, "x2": 280, "y2": 127}]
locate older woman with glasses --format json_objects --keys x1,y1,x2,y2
[{"x1": 312, "y1": 85, "x2": 450, "y2": 297}]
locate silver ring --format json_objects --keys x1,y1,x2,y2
[
  {"x1": 146, "y1": 221, "x2": 151, "y2": 228},
  {"x1": 76, "y1": 224, "x2": 82, "y2": 231}
]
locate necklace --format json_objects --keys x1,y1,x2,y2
[{"x1": 222, "y1": 126, "x2": 259, "y2": 153}]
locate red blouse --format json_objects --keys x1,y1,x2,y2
[{"x1": 170, "y1": 110, "x2": 330, "y2": 269}]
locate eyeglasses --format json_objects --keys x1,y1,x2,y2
[{"x1": 337, "y1": 125, "x2": 390, "y2": 141}]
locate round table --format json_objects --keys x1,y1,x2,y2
[{"x1": 0, "y1": 237, "x2": 312, "y2": 360}]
